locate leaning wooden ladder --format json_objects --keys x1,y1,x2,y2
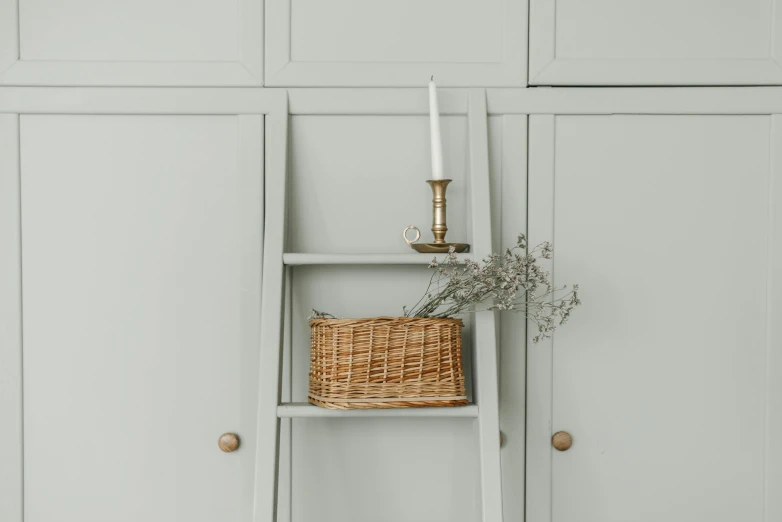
[{"x1": 255, "y1": 89, "x2": 503, "y2": 522}]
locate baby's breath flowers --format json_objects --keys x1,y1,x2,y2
[
  {"x1": 310, "y1": 233, "x2": 580, "y2": 343},
  {"x1": 403, "y1": 233, "x2": 580, "y2": 343}
]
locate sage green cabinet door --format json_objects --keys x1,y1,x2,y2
[
  {"x1": 530, "y1": 0, "x2": 781, "y2": 85},
  {"x1": 3, "y1": 0, "x2": 263, "y2": 85},
  {"x1": 265, "y1": 0, "x2": 526, "y2": 86},
  {"x1": 19, "y1": 115, "x2": 263, "y2": 522},
  {"x1": 527, "y1": 115, "x2": 782, "y2": 522}
]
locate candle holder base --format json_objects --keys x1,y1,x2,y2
[{"x1": 410, "y1": 242, "x2": 470, "y2": 254}]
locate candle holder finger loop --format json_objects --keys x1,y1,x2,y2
[{"x1": 403, "y1": 225, "x2": 421, "y2": 247}]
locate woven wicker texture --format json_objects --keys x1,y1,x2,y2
[{"x1": 309, "y1": 316, "x2": 468, "y2": 409}]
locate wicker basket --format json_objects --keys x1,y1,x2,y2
[{"x1": 308, "y1": 316, "x2": 467, "y2": 409}]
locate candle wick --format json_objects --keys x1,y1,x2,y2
[{"x1": 431, "y1": 75, "x2": 434, "y2": 81}]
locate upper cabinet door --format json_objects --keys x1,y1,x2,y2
[
  {"x1": 529, "y1": 0, "x2": 782, "y2": 85},
  {"x1": 0, "y1": 0, "x2": 263, "y2": 85},
  {"x1": 265, "y1": 0, "x2": 527, "y2": 86},
  {"x1": 16, "y1": 114, "x2": 264, "y2": 522}
]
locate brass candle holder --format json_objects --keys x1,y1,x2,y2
[{"x1": 403, "y1": 179, "x2": 470, "y2": 253}]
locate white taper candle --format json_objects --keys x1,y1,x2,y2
[{"x1": 428, "y1": 76, "x2": 444, "y2": 180}]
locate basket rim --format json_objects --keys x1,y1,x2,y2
[{"x1": 308, "y1": 316, "x2": 464, "y2": 328}]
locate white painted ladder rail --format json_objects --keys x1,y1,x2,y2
[
  {"x1": 255, "y1": 88, "x2": 504, "y2": 522},
  {"x1": 467, "y1": 88, "x2": 504, "y2": 522}
]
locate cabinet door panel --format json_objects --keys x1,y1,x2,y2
[
  {"x1": 528, "y1": 115, "x2": 782, "y2": 521},
  {"x1": 0, "y1": 0, "x2": 262, "y2": 85},
  {"x1": 20, "y1": 115, "x2": 263, "y2": 522},
  {"x1": 265, "y1": 0, "x2": 526, "y2": 86},
  {"x1": 530, "y1": 0, "x2": 782, "y2": 85}
]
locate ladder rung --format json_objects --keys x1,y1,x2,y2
[
  {"x1": 277, "y1": 402, "x2": 479, "y2": 418},
  {"x1": 282, "y1": 253, "x2": 469, "y2": 266}
]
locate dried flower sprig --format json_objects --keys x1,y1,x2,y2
[
  {"x1": 403, "y1": 234, "x2": 580, "y2": 343},
  {"x1": 309, "y1": 309, "x2": 337, "y2": 321}
]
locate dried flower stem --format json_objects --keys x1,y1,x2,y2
[{"x1": 404, "y1": 234, "x2": 581, "y2": 343}]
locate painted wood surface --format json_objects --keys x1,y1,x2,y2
[
  {"x1": 526, "y1": 115, "x2": 556, "y2": 522},
  {"x1": 0, "y1": 114, "x2": 22, "y2": 522},
  {"x1": 3, "y1": 83, "x2": 782, "y2": 522},
  {"x1": 283, "y1": 253, "x2": 469, "y2": 265},
  {"x1": 265, "y1": 0, "x2": 526, "y2": 86},
  {"x1": 0, "y1": 0, "x2": 779, "y2": 520},
  {"x1": 8, "y1": 87, "x2": 782, "y2": 116},
  {"x1": 0, "y1": 86, "x2": 522, "y2": 522},
  {"x1": 495, "y1": 114, "x2": 528, "y2": 522},
  {"x1": 269, "y1": 91, "x2": 505, "y2": 522},
  {"x1": 530, "y1": 0, "x2": 782, "y2": 85},
  {"x1": 276, "y1": 268, "x2": 293, "y2": 522},
  {"x1": 287, "y1": 266, "x2": 479, "y2": 521},
  {"x1": 255, "y1": 99, "x2": 289, "y2": 522},
  {"x1": 19, "y1": 114, "x2": 264, "y2": 522},
  {"x1": 278, "y1": 403, "x2": 479, "y2": 418},
  {"x1": 3, "y1": 0, "x2": 782, "y2": 86},
  {"x1": 769, "y1": 115, "x2": 782, "y2": 522},
  {"x1": 527, "y1": 114, "x2": 781, "y2": 522},
  {"x1": 288, "y1": 114, "x2": 467, "y2": 254},
  {"x1": 468, "y1": 89, "x2": 504, "y2": 522},
  {"x1": 0, "y1": 0, "x2": 262, "y2": 85}
]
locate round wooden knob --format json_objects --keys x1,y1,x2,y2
[
  {"x1": 552, "y1": 431, "x2": 572, "y2": 451},
  {"x1": 218, "y1": 433, "x2": 240, "y2": 453}
]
